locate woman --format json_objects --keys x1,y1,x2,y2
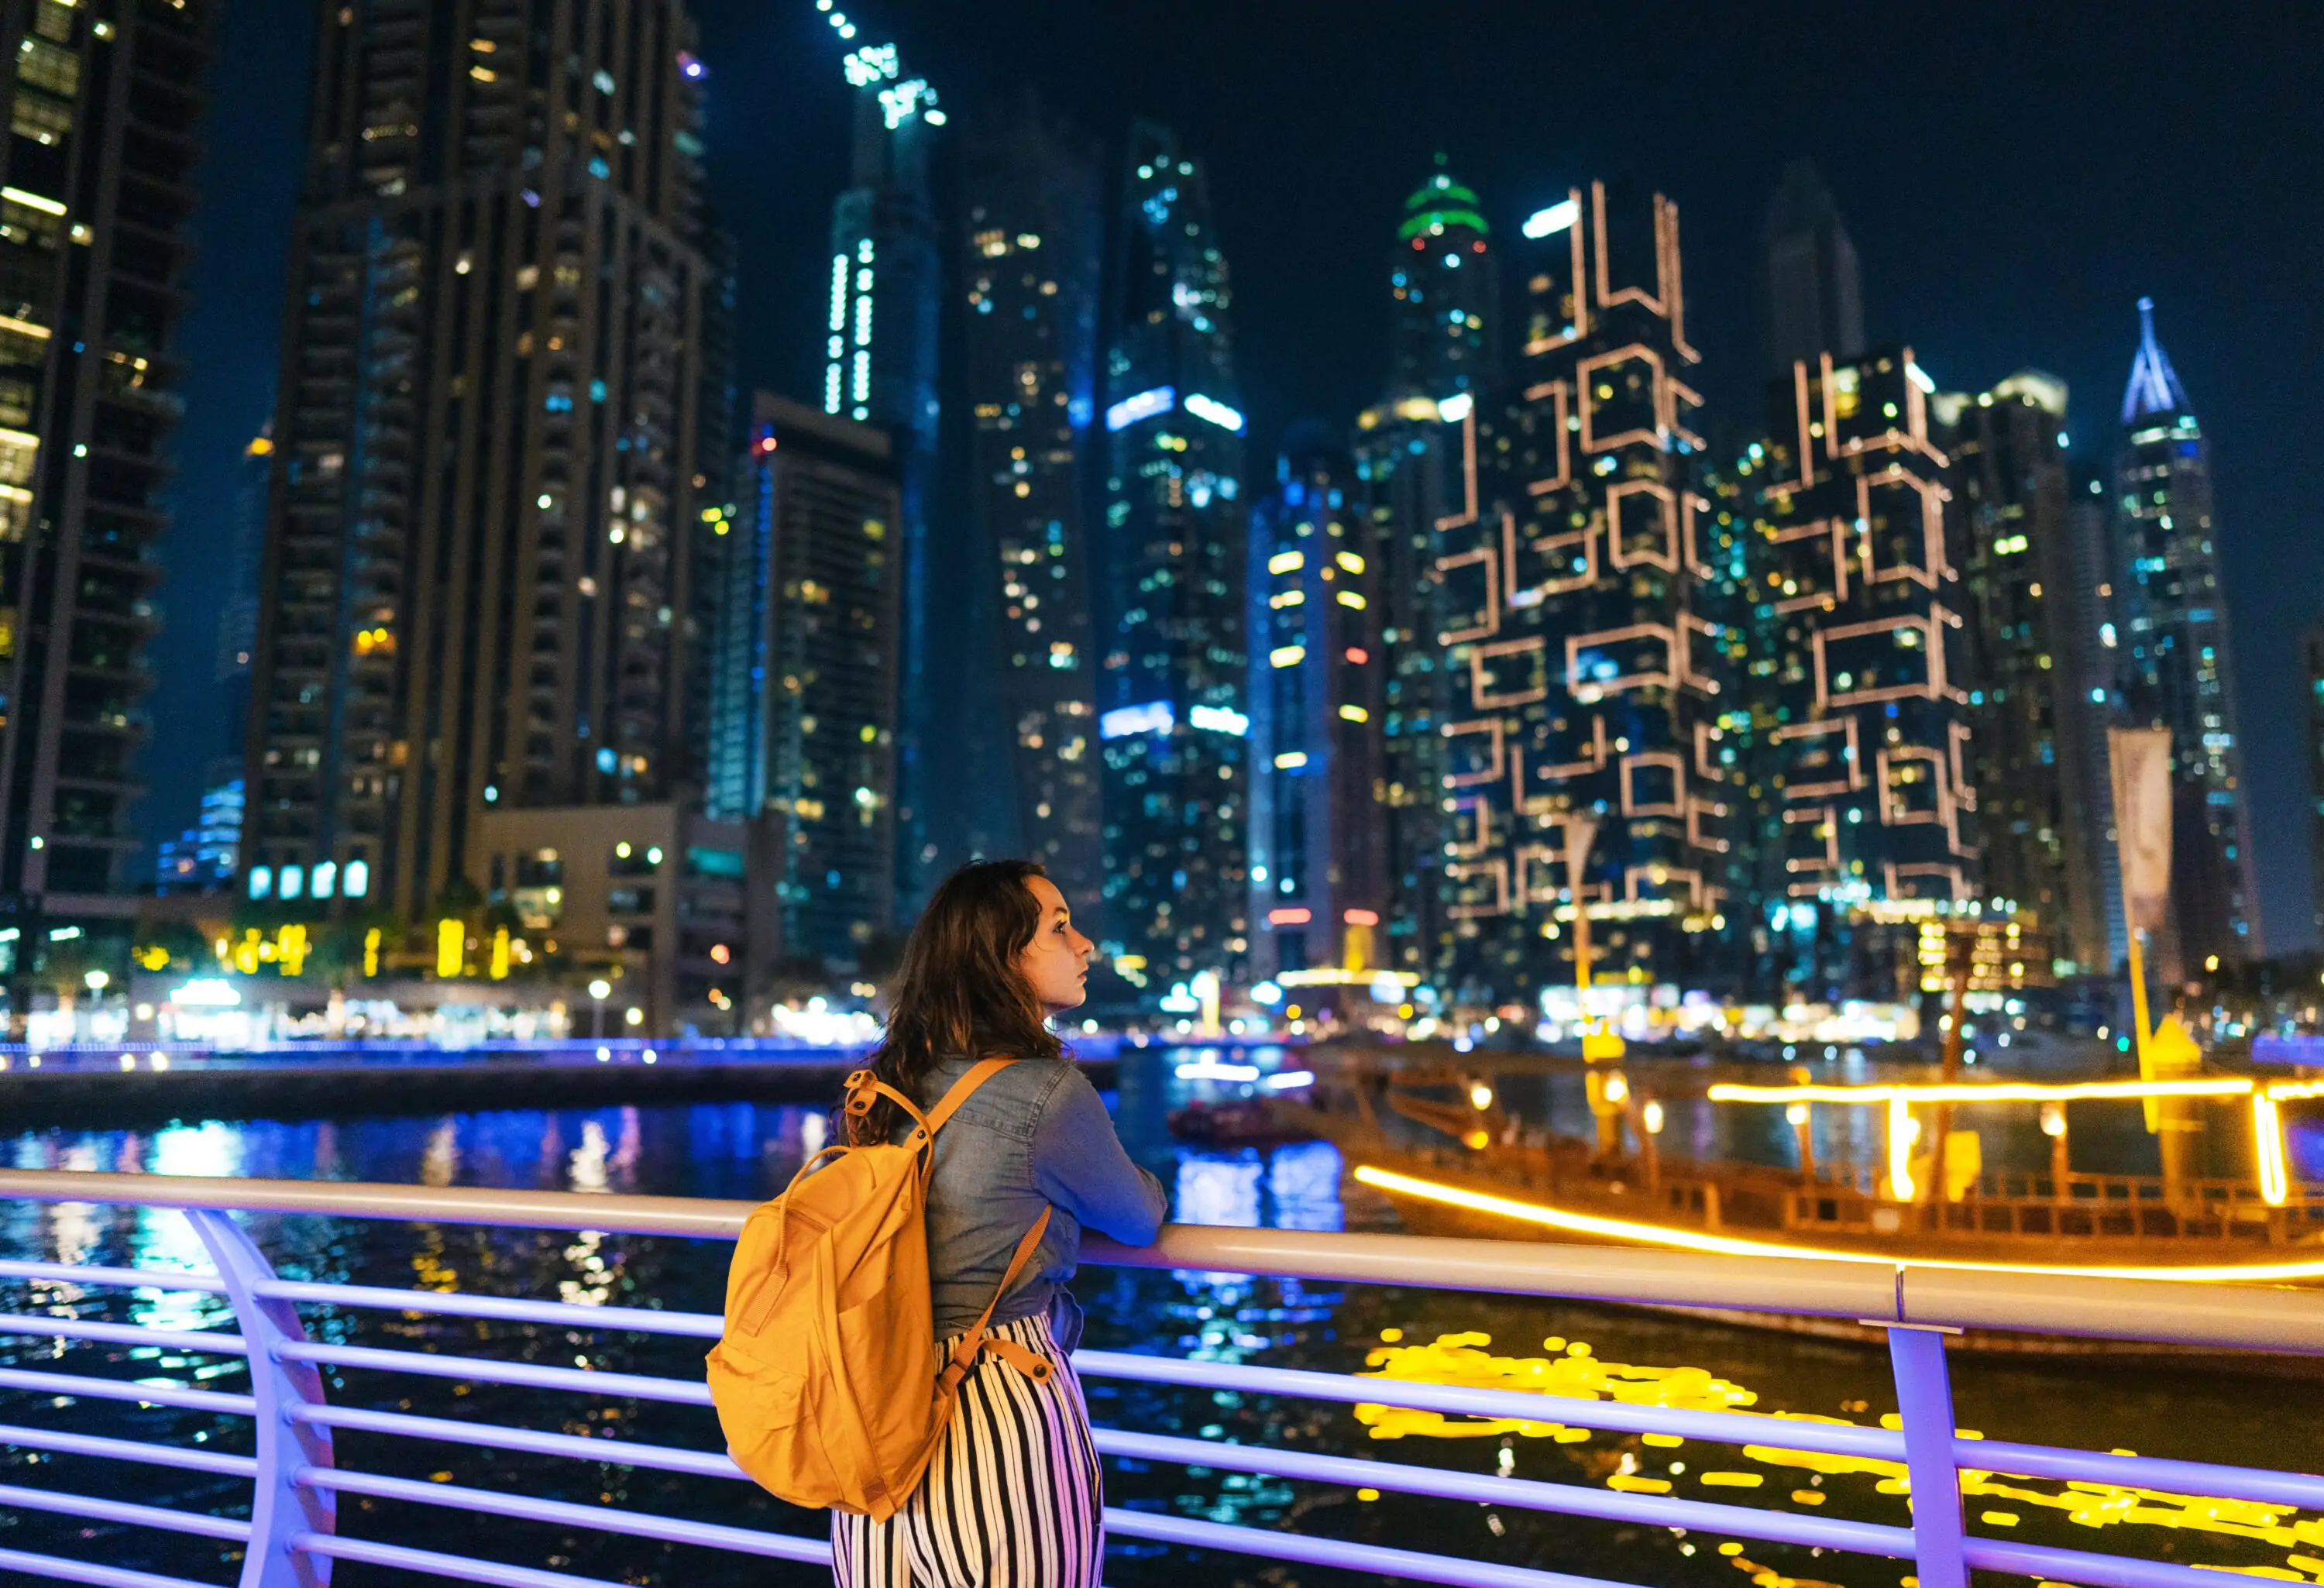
[{"x1": 833, "y1": 859, "x2": 1168, "y2": 1588}]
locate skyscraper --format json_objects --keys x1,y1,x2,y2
[
  {"x1": 820, "y1": 40, "x2": 947, "y2": 913},
  {"x1": 1761, "y1": 159, "x2": 1865, "y2": 379},
  {"x1": 957, "y1": 93, "x2": 1103, "y2": 910},
  {"x1": 1095, "y1": 122, "x2": 1249, "y2": 993},
  {"x1": 2111, "y1": 297, "x2": 2257, "y2": 973},
  {"x1": 1387, "y1": 158, "x2": 1498, "y2": 404},
  {"x1": 1752, "y1": 347, "x2": 1975, "y2": 1000},
  {"x1": 1948, "y1": 373, "x2": 2111, "y2": 974},
  {"x1": 246, "y1": 1, "x2": 724, "y2": 923},
  {"x1": 0, "y1": 0, "x2": 215, "y2": 913},
  {"x1": 1246, "y1": 426, "x2": 1385, "y2": 991},
  {"x1": 734, "y1": 394, "x2": 901, "y2": 966},
  {"x1": 1440, "y1": 181, "x2": 1738, "y2": 1002}
]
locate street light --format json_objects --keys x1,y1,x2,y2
[{"x1": 587, "y1": 978, "x2": 611, "y2": 1038}]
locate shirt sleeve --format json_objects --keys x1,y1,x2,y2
[{"x1": 1033, "y1": 1067, "x2": 1169, "y2": 1246}]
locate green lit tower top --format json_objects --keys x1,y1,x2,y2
[{"x1": 1388, "y1": 156, "x2": 1499, "y2": 404}]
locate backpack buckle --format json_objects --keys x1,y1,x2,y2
[{"x1": 842, "y1": 1070, "x2": 876, "y2": 1116}]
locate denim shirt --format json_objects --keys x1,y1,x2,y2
[{"x1": 911, "y1": 1054, "x2": 1168, "y2": 1340}]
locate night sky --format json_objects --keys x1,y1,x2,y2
[{"x1": 154, "y1": 2, "x2": 2324, "y2": 949}]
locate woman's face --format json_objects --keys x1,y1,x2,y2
[{"x1": 1016, "y1": 875, "x2": 1093, "y2": 1016}]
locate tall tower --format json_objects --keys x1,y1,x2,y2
[
  {"x1": 1246, "y1": 425, "x2": 1386, "y2": 993},
  {"x1": 1387, "y1": 158, "x2": 1499, "y2": 404},
  {"x1": 246, "y1": 1, "x2": 724, "y2": 922},
  {"x1": 1753, "y1": 348, "x2": 1975, "y2": 1001},
  {"x1": 1095, "y1": 121, "x2": 1248, "y2": 993},
  {"x1": 1439, "y1": 182, "x2": 1738, "y2": 1004},
  {"x1": 2112, "y1": 296, "x2": 2258, "y2": 971},
  {"x1": 0, "y1": 0, "x2": 215, "y2": 914},
  {"x1": 820, "y1": 40, "x2": 946, "y2": 913},
  {"x1": 957, "y1": 93, "x2": 1103, "y2": 911},
  {"x1": 1761, "y1": 159, "x2": 1865, "y2": 379},
  {"x1": 1950, "y1": 373, "x2": 2112, "y2": 974}
]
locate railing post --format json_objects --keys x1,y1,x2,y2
[
  {"x1": 1886, "y1": 1324, "x2": 1967, "y2": 1588},
  {"x1": 189, "y1": 1208, "x2": 336, "y2": 1587}
]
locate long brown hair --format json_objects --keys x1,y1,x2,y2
[{"x1": 847, "y1": 859, "x2": 1066, "y2": 1144}]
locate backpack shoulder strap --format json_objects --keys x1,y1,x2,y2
[
  {"x1": 939, "y1": 1205, "x2": 1056, "y2": 1391},
  {"x1": 920, "y1": 1055, "x2": 1017, "y2": 1137}
]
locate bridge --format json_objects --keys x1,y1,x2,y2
[{"x1": 0, "y1": 1169, "x2": 2317, "y2": 1588}]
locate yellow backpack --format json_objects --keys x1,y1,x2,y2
[{"x1": 706, "y1": 1057, "x2": 1055, "y2": 1520}]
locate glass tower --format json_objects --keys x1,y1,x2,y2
[
  {"x1": 1387, "y1": 157, "x2": 1498, "y2": 404},
  {"x1": 2112, "y1": 296, "x2": 2257, "y2": 972},
  {"x1": 1761, "y1": 159, "x2": 1864, "y2": 379},
  {"x1": 957, "y1": 94, "x2": 1103, "y2": 912},
  {"x1": 0, "y1": 0, "x2": 214, "y2": 909},
  {"x1": 1439, "y1": 181, "x2": 1737, "y2": 1004},
  {"x1": 247, "y1": 0, "x2": 725, "y2": 923},
  {"x1": 820, "y1": 41, "x2": 944, "y2": 915},
  {"x1": 1095, "y1": 121, "x2": 1248, "y2": 994},
  {"x1": 1246, "y1": 426, "x2": 1386, "y2": 992}
]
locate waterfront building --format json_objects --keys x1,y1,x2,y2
[
  {"x1": 731, "y1": 394, "x2": 902, "y2": 969},
  {"x1": 217, "y1": 428, "x2": 270, "y2": 758},
  {"x1": 1751, "y1": 347, "x2": 1975, "y2": 1001},
  {"x1": 1246, "y1": 427, "x2": 1386, "y2": 992},
  {"x1": 1760, "y1": 159, "x2": 1864, "y2": 377},
  {"x1": 820, "y1": 39, "x2": 947, "y2": 913},
  {"x1": 0, "y1": 0, "x2": 214, "y2": 917},
  {"x1": 155, "y1": 766, "x2": 243, "y2": 895},
  {"x1": 245, "y1": 1, "x2": 727, "y2": 941},
  {"x1": 1095, "y1": 122, "x2": 1249, "y2": 994},
  {"x1": 2110, "y1": 297, "x2": 2257, "y2": 974},
  {"x1": 1439, "y1": 180, "x2": 1739, "y2": 1002},
  {"x1": 1946, "y1": 373, "x2": 2113, "y2": 975},
  {"x1": 957, "y1": 94, "x2": 1103, "y2": 911},
  {"x1": 1387, "y1": 158, "x2": 1499, "y2": 404}
]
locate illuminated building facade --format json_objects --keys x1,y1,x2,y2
[
  {"x1": 820, "y1": 40, "x2": 946, "y2": 910},
  {"x1": 1761, "y1": 159, "x2": 1863, "y2": 377},
  {"x1": 1948, "y1": 372, "x2": 2112, "y2": 974},
  {"x1": 1352, "y1": 400, "x2": 1456, "y2": 976},
  {"x1": 1439, "y1": 181, "x2": 1738, "y2": 999},
  {"x1": 1096, "y1": 121, "x2": 1248, "y2": 988},
  {"x1": 246, "y1": 0, "x2": 724, "y2": 929},
  {"x1": 2111, "y1": 297, "x2": 2257, "y2": 972},
  {"x1": 957, "y1": 95, "x2": 1102, "y2": 910},
  {"x1": 1388, "y1": 158, "x2": 1498, "y2": 404},
  {"x1": 736, "y1": 395, "x2": 901, "y2": 968},
  {"x1": 0, "y1": 0, "x2": 214, "y2": 912},
  {"x1": 1246, "y1": 427, "x2": 1385, "y2": 985},
  {"x1": 1752, "y1": 347, "x2": 1975, "y2": 998}
]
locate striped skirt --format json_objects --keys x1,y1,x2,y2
[{"x1": 830, "y1": 1312, "x2": 1104, "y2": 1588}]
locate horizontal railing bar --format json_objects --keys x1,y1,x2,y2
[
  {"x1": 1964, "y1": 1533, "x2": 2282, "y2": 1588},
  {"x1": 1106, "y1": 1507, "x2": 1628, "y2": 1588},
  {"x1": 273, "y1": 1340, "x2": 713, "y2": 1406},
  {"x1": 1095, "y1": 1427, "x2": 1915, "y2": 1558},
  {"x1": 286, "y1": 1401, "x2": 741, "y2": 1479},
  {"x1": 0, "y1": 1542, "x2": 223, "y2": 1588},
  {"x1": 294, "y1": 1466, "x2": 831, "y2": 1562},
  {"x1": 0, "y1": 1315, "x2": 248, "y2": 1355},
  {"x1": 0, "y1": 1260, "x2": 228, "y2": 1294},
  {"x1": 0, "y1": 1421, "x2": 259, "y2": 1477},
  {"x1": 0, "y1": 1170, "x2": 759, "y2": 1239},
  {"x1": 2, "y1": 1170, "x2": 2319, "y2": 1352},
  {"x1": 293, "y1": 1532, "x2": 641, "y2": 1588},
  {"x1": 0, "y1": 1478, "x2": 251, "y2": 1541},
  {"x1": 255, "y1": 1277, "x2": 725, "y2": 1339},
  {"x1": 1075, "y1": 1349, "x2": 1907, "y2": 1461},
  {"x1": 1965, "y1": 1438, "x2": 2324, "y2": 1511},
  {"x1": 0, "y1": 1365, "x2": 255, "y2": 1415}
]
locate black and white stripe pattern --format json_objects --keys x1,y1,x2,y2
[{"x1": 831, "y1": 1313, "x2": 1104, "y2": 1588}]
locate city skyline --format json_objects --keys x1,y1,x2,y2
[{"x1": 146, "y1": 1, "x2": 2324, "y2": 958}]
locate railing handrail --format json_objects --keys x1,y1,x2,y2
[{"x1": 2, "y1": 1168, "x2": 2318, "y2": 1354}]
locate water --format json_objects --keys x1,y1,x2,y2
[{"x1": 2, "y1": 1054, "x2": 2319, "y2": 1588}]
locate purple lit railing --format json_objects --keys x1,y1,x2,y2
[{"x1": 0, "y1": 1173, "x2": 2319, "y2": 1588}]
